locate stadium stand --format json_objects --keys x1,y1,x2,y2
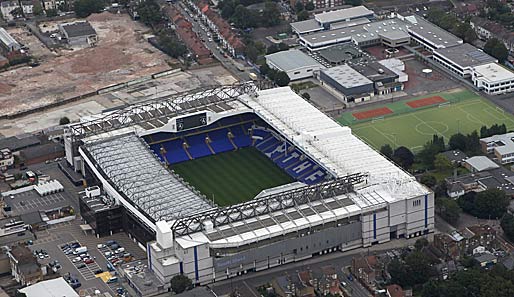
[{"x1": 144, "y1": 113, "x2": 329, "y2": 185}]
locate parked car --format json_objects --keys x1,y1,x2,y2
[
  {"x1": 84, "y1": 258, "x2": 94, "y2": 264},
  {"x1": 97, "y1": 244, "x2": 106, "y2": 249},
  {"x1": 107, "y1": 276, "x2": 118, "y2": 284},
  {"x1": 77, "y1": 263, "x2": 86, "y2": 269},
  {"x1": 72, "y1": 257, "x2": 82, "y2": 263}
]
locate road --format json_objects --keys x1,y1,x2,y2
[
  {"x1": 162, "y1": 1, "x2": 254, "y2": 82},
  {"x1": 209, "y1": 236, "x2": 427, "y2": 296}
]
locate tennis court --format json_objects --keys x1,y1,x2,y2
[{"x1": 339, "y1": 90, "x2": 514, "y2": 152}]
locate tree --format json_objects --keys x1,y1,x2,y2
[
  {"x1": 390, "y1": 251, "x2": 434, "y2": 288},
  {"x1": 415, "y1": 237, "x2": 429, "y2": 251},
  {"x1": 418, "y1": 135, "x2": 445, "y2": 168},
  {"x1": 455, "y1": 23, "x2": 477, "y2": 43},
  {"x1": 474, "y1": 188, "x2": 508, "y2": 219},
  {"x1": 245, "y1": 44, "x2": 259, "y2": 62},
  {"x1": 501, "y1": 213, "x2": 514, "y2": 242},
  {"x1": 305, "y1": 1, "x2": 315, "y2": 10},
  {"x1": 393, "y1": 146, "x2": 414, "y2": 169},
  {"x1": 294, "y1": 0, "x2": 304, "y2": 13},
  {"x1": 345, "y1": 0, "x2": 362, "y2": 6},
  {"x1": 170, "y1": 275, "x2": 192, "y2": 294},
  {"x1": 449, "y1": 133, "x2": 467, "y2": 151},
  {"x1": 302, "y1": 92, "x2": 310, "y2": 100},
  {"x1": 59, "y1": 117, "x2": 70, "y2": 125},
  {"x1": 437, "y1": 197, "x2": 461, "y2": 225},
  {"x1": 420, "y1": 174, "x2": 437, "y2": 188},
  {"x1": 10, "y1": 7, "x2": 23, "y2": 18},
  {"x1": 297, "y1": 10, "x2": 309, "y2": 21},
  {"x1": 484, "y1": 38, "x2": 509, "y2": 63},
  {"x1": 137, "y1": 0, "x2": 162, "y2": 26},
  {"x1": 260, "y1": 63, "x2": 271, "y2": 76},
  {"x1": 380, "y1": 144, "x2": 393, "y2": 159},
  {"x1": 274, "y1": 71, "x2": 290, "y2": 86},
  {"x1": 33, "y1": 3, "x2": 44, "y2": 16},
  {"x1": 231, "y1": 5, "x2": 253, "y2": 28},
  {"x1": 158, "y1": 34, "x2": 187, "y2": 58},
  {"x1": 74, "y1": 0, "x2": 105, "y2": 18},
  {"x1": 434, "y1": 154, "x2": 452, "y2": 171},
  {"x1": 46, "y1": 8, "x2": 58, "y2": 17},
  {"x1": 262, "y1": 1, "x2": 281, "y2": 27}
]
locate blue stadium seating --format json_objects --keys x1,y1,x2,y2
[
  {"x1": 186, "y1": 134, "x2": 212, "y2": 158},
  {"x1": 143, "y1": 114, "x2": 329, "y2": 184},
  {"x1": 208, "y1": 129, "x2": 234, "y2": 153}
]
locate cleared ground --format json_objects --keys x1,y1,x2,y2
[
  {"x1": 0, "y1": 12, "x2": 170, "y2": 116},
  {"x1": 171, "y1": 147, "x2": 294, "y2": 206},
  {"x1": 340, "y1": 89, "x2": 514, "y2": 152}
]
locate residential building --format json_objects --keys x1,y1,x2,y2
[
  {"x1": 0, "y1": 27, "x2": 21, "y2": 53},
  {"x1": 190, "y1": 0, "x2": 244, "y2": 57},
  {"x1": 480, "y1": 132, "x2": 514, "y2": 163},
  {"x1": 18, "y1": 277, "x2": 79, "y2": 297},
  {"x1": 0, "y1": 148, "x2": 14, "y2": 171},
  {"x1": 471, "y1": 63, "x2": 514, "y2": 95},
  {"x1": 433, "y1": 43, "x2": 497, "y2": 78},
  {"x1": 440, "y1": 149, "x2": 468, "y2": 166},
  {"x1": 474, "y1": 253, "x2": 497, "y2": 268},
  {"x1": 351, "y1": 255, "x2": 382, "y2": 286},
  {"x1": 463, "y1": 156, "x2": 500, "y2": 173},
  {"x1": 265, "y1": 49, "x2": 324, "y2": 81},
  {"x1": 7, "y1": 245, "x2": 42, "y2": 286},
  {"x1": 470, "y1": 17, "x2": 514, "y2": 53},
  {"x1": 290, "y1": 0, "x2": 343, "y2": 10},
  {"x1": 446, "y1": 167, "x2": 514, "y2": 197},
  {"x1": 0, "y1": 1, "x2": 19, "y2": 21},
  {"x1": 387, "y1": 284, "x2": 406, "y2": 297},
  {"x1": 434, "y1": 225, "x2": 498, "y2": 260},
  {"x1": 58, "y1": 21, "x2": 98, "y2": 47}
]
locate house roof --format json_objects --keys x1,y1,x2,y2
[
  {"x1": 387, "y1": 284, "x2": 405, "y2": 297},
  {"x1": 441, "y1": 149, "x2": 468, "y2": 163},
  {"x1": 474, "y1": 253, "x2": 497, "y2": 263},
  {"x1": 60, "y1": 21, "x2": 96, "y2": 38},
  {"x1": 0, "y1": 134, "x2": 40, "y2": 151}
]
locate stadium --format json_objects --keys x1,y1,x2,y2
[{"x1": 64, "y1": 83, "x2": 434, "y2": 288}]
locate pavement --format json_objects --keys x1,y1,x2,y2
[{"x1": 210, "y1": 235, "x2": 428, "y2": 297}]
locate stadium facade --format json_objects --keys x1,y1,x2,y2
[{"x1": 64, "y1": 83, "x2": 434, "y2": 287}]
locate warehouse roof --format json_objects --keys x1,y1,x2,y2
[
  {"x1": 315, "y1": 6, "x2": 374, "y2": 24},
  {"x1": 434, "y1": 43, "x2": 496, "y2": 68},
  {"x1": 321, "y1": 64, "x2": 373, "y2": 88},
  {"x1": 290, "y1": 19, "x2": 323, "y2": 34},
  {"x1": 465, "y1": 156, "x2": 500, "y2": 172},
  {"x1": 60, "y1": 21, "x2": 97, "y2": 38},
  {"x1": 266, "y1": 49, "x2": 323, "y2": 72}
]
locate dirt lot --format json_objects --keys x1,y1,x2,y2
[
  {"x1": 0, "y1": 12, "x2": 171, "y2": 116},
  {"x1": 6, "y1": 27, "x2": 54, "y2": 59}
]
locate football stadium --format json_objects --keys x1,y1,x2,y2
[{"x1": 64, "y1": 83, "x2": 434, "y2": 288}]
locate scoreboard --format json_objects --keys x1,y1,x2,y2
[{"x1": 176, "y1": 113, "x2": 207, "y2": 131}]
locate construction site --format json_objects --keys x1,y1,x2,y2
[{"x1": 0, "y1": 12, "x2": 172, "y2": 117}]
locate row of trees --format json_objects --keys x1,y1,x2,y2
[
  {"x1": 388, "y1": 247, "x2": 437, "y2": 289},
  {"x1": 426, "y1": 8, "x2": 477, "y2": 43},
  {"x1": 218, "y1": 0, "x2": 281, "y2": 28},
  {"x1": 457, "y1": 189, "x2": 509, "y2": 219},
  {"x1": 483, "y1": 0, "x2": 514, "y2": 30},
  {"x1": 484, "y1": 38, "x2": 509, "y2": 64},
  {"x1": 260, "y1": 64, "x2": 290, "y2": 86},
  {"x1": 74, "y1": 0, "x2": 105, "y2": 18},
  {"x1": 421, "y1": 265, "x2": 514, "y2": 297}
]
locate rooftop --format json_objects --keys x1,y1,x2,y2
[
  {"x1": 265, "y1": 49, "x2": 324, "y2": 72},
  {"x1": 314, "y1": 6, "x2": 374, "y2": 24},
  {"x1": 441, "y1": 149, "x2": 468, "y2": 163},
  {"x1": 464, "y1": 156, "x2": 499, "y2": 172},
  {"x1": 0, "y1": 27, "x2": 20, "y2": 48},
  {"x1": 473, "y1": 63, "x2": 514, "y2": 83},
  {"x1": 349, "y1": 60, "x2": 398, "y2": 83},
  {"x1": 434, "y1": 43, "x2": 496, "y2": 68},
  {"x1": 60, "y1": 21, "x2": 97, "y2": 38},
  {"x1": 0, "y1": 134, "x2": 41, "y2": 151},
  {"x1": 290, "y1": 19, "x2": 323, "y2": 34},
  {"x1": 318, "y1": 44, "x2": 362, "y2": 64},
  {"x1": 481, "y1": 132, "x2": 514, "y2": 155},
  {"x1": 83, "y1": 134, "x2": 213, "y2": 225},
  {"x1": 402, "y1": 15, "x2": 463, "y2": 48},
  {"x1": 321, "y1": 64, "x2": 373, "y2": 88},
  {"x1": 19, "y1": 277, "x2": 79, "y2": 297}
]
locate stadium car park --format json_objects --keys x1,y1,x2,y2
[{"x1": 61, "y1": 82, "x2": 434, "y2": 294}]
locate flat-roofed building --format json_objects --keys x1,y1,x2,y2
[
  {"x1": 480, "y1": 132, "x2": 514, "y2": 164},
  {"x1": 0, "y1": 27, "x2": 20, "y2": 52},
  {"x1": 400, "y1": 15, "x2": 463, "y2": 51},
  {"x1": 471, "y1": 63, "x2": 514, "y2": 95},
  {"x1": 265, "y1": 49, "x2": 324, "y2": 81},
  {"x1": 319, "y1": 64, "x2": 374, "y2": 103},
  {"x1": 315, "y1": 6, "x2": 374, "y2": 29},
  {"x1": 350, "y1": 61, "x2": 402, "y2": 95},
  {"x1": 433, "y1": 43, "x2": 496, "y2": 77}
]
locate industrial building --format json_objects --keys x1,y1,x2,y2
[
  {"x1": 58, "y1": 21, "x2": 98, "y2": 47},
  {"x1": 433, "y1": 43, "x2": 497, "y2": 77},
  {"x1": 0, "y1": 27, "x2": 20, "y2": 53},
  {"x1": 64, "y1": 83, "x2": 433, "y2": 290},
  {"x1": 265, "y1": 49, "x2": 324, "y2": 81},
  {"x1": 471, "y1": 63, "x2": 514, "y2": 95}
]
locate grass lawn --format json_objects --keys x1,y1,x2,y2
[
  {"x1": 171, "y1": 147, "x2": 294, "y2": 207},
  {"x1": 340, "y1": 90, "x2": 514, "y2": 153}
]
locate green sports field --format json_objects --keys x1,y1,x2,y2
[
  {"x1": 338, "y1": 89, "x2": 514, "y2": 153},
  {"x1": 171, "y1": 147, "x2": 294, "y2": 206}
]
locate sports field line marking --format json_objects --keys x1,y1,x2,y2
[
  {"x1": 483, "y1": 107, "x2": 508, "y2": 121},
  {"x1": 456, "y1": 105, "x2": 487, "y2": 126},
  {"x1": 371, "y1": 126, "x2": 398, "y2": 147},
  {"x1": 411, "y1": 114, "x2": 448, "y2": 139}
]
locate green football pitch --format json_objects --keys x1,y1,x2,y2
[
  {"x1": 171, "y1": 147, "x2": 295, "y2": 207},
  {"x1": 339, "y1": 90, "x2": 514, "y2": 153}
]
